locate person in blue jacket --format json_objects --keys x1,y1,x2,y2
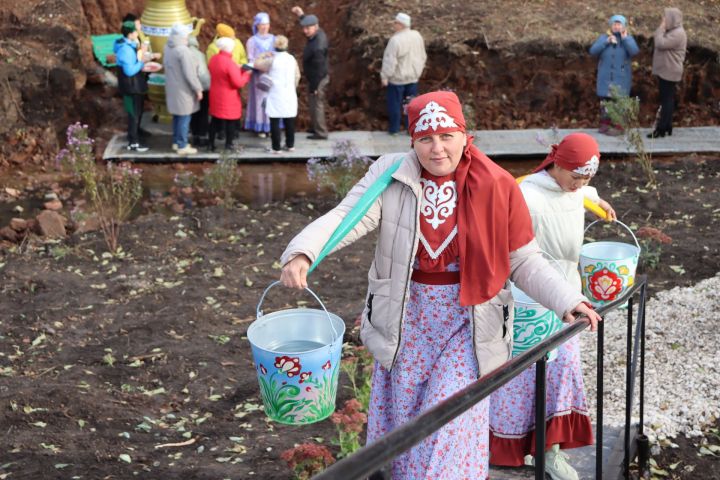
[
  {"x1": 114, "y1": 20, "x2": 150, "y2": 152},
  {"x1": 589, "y1": 14, "x2": 639, "y2": 135}
]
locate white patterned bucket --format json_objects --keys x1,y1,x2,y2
[
  {"x1": 580, "y1": 220, "x2": 641, "y2": 307},
  {"x1": 247, "y1": 282, "x2": 345, "y2": 425},
  {"x1": 511, "y1": 283, "x2": 564, "y2": 362}
]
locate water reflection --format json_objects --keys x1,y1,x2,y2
[{"x1": 0, "y1": 159, "x2": 541, "y2": 223}]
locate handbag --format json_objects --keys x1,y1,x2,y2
[{"x1": 257, "y1": 73, "x2": 273, "y2": 92}]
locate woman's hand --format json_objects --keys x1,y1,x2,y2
[
  {"x1": 291, "y1": 6, "x2": 304, "y2": 17},
  {"x1": 280, "y1": 254, "x2": 312, "y2": 289},
  {"x1": 563, "y1": 303, "x2": 602, "y2": 332},
  {"x1": 598, "y1": 199, "x2": 617, "y2": 221}
]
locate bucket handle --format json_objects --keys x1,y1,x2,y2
[
  {"x1": 540, "y1": 250, "x2": 568, "y2": 280},
  {"x1": 584, "y1": 219, "x2": 640, "y2": 252},
  {"x1": 256, "y1": 281, "x2": 339, "y2": 342}
]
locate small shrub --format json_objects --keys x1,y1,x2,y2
[
  {"x1": 57, "y1": 122, "x2": 142, "y2": 253},
  {"x1": 341, "y1": 344, "x2": 373, "y2": 411},
  {"x1": 602, "y1": 86, "x2": 656, "y2": 187},
  {"x1": 330, "y1": 398, "x2": 368, "y2": 458},
  {"x1": 202, "y1": 154, "x2": 239, "y2": 206},
  {"x1": 636, "y1": 226, "x2": 672, "y2": 270},
  {"x1": 280, "y1": 443, "x2": 335, "y2": 479},
  {"x1": 307, "y1": 140, "x2": 372, "y2": 199}
]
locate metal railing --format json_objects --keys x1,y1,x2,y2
[{"x1": 314, "y1": 275, "x2": 648, "y2": 480}]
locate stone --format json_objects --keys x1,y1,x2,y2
[
  {"x1": 44, "y1": 199, "x2": 63, "y2": 211},
  {"x1": 75, "y1": 214, "x2": 101, "y2": 234},
  {"x1": 10, "y1": 218, "x2": 27, "y2": 231},
  {"x1": 0, "y1": 226, "x2": 19, "y2": 242},
  {"x1": 5, "y1": 187, "x2": 20, "y2": 197},
  {"x1": 44, "y1": 192, "x2": 59, "y2": 201},
  {"x1": 12, "y1": 205, "x2": 24, "y2": 214},
  {"x1": 36, "y1": 210, "x2": 67, "y2": 238}
]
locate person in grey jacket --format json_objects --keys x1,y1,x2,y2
[
  {"x1": 589, "y1": 14, "x2": 639, "y2": 135},
  {"x1": 164, "y1": 24, "x2": 203, "y2": 155},
  {"x1": 648, "y1": 7, "x2": 687, "y2": 138},
  {"x1": 381, "y1": 13, "x2": 426, "y2": 135},
  {"x1": 188, "y1": 35, "x2": 211, "y2": 147},
  {"x1": 279, "y1": 91, "x2": 600, "y2": 479}
]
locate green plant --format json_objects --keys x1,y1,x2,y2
[
  {"x1": 341, "y1": 345, "x2": 373, "y2": 411},
  {"x1": 280, "y1": 443, "x2": 335, "y2": 479},
  {"x1": 602, "y1": 86, "x2": 656, "y2": 187},
  {"x1": 202, "y1": 153, "x2": 239, "y2": 206},
  {"x1": 636, "y1": 226, "x2": 672, "y2": 270},
  {"x1": 307, "y1": 140, "x2": 372, "y2": 199},
  {"x1": 330, "y1": 398, "x2": 367, "y2": 458},
  {"x1": 57, "y1": 122, "x2": 142, "y2": 253}
]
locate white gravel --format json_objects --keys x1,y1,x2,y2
[{"x1": 580, "y1": 273, "x2": 720, "y2": 442}]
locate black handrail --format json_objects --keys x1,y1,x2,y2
[{"x1": 313, "y1": 277, "x2": 647, "y2": 480}]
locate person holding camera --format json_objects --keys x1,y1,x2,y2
[{"x1": 589, "y1": 14, "x2": 639, "y2": 135}]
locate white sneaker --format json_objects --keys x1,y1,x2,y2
[
  {"x1": 176, "y1": 145, "x2": 197, "y2": 155},
  {"x1": 257, "y1": 132, "x2": 267, "y2": 138},
  {"x1": 172, "y1": 143, "x2": 178, "y2": 151},
  {"x1": 545, "y1": 444, "x2": 579, "y2": 480}
]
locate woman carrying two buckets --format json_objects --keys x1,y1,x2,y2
[
  {"x1": 278, "y1": 91, "x2": 601, "y2": 479},
  {"x1": 489, "y1": 133, "x2": 617, "y2": 480}
]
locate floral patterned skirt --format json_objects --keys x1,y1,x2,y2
[
  {"x1": 489, "y1": 334, "x2": 594, "y2": 466},
  {"x1": 366, "y1": 281, "x2": 489, "y2": 480}
]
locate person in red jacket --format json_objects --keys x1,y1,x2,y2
[{"x1": 207, "y1": 37, "x2": 252, "y2": 152}]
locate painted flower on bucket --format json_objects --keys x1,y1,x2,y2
[
  {"x1": 259, "y1": 364, "x2": 267, "y2": 375},
  {"x1": 322, "y1": 360, "x2": 332, "y2": 370},
  {"x1": 275, "y1": 356, "x2": 302, "y2": 377},
  {"x1": 299, "y1": 371, "x2": 312, "y2": 383},
  {"x1": 590, "y1": 268, "x2": 623, "y2": 301}
]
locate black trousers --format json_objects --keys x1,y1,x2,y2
[
  {"x1": 657, "y1": 77, "x2": 677, "y2": 133},
  {"x1": 190, "y1": 91, "x2": 209, "y2": 138},
  {"x1": 270, "y1": 117, "x2": 296, "y2": 151},
  {"x1": 209, "y1": 117, "x2": 237, "y2": 150},
  {"x1": 124, "y1": 94, "x2": 144, "y2": 145}
]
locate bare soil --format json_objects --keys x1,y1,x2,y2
[
  {"x1": 1, "y1": 0, "x2": 720, "y2": 170},
  {"x1": 1, "y1": 155, "x2": 719, "y2": 479}
]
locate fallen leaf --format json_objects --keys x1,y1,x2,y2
[{"x1": 118, "y1": 453, "x2": 132, "y2": 463}]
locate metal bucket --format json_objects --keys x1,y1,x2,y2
[
  {"x1": 580, "y1": 220, "x2": 641, "y2": 306},
  {"x1": 511, "y1": 283, "x2": 564, "y2": 361},
  {"x1": 247, "y1": 281, "x2": 345, "y2": 425},
  {"x1": 511, "y1": 252, "x2": 565, "y2": 361}
]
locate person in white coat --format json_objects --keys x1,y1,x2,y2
[
  {"x1": 490, "y1": 133, "x2": 616, "y2": 480},
  {"x1": 264, "y1": 35, "x2": 300, "y2": 154}
]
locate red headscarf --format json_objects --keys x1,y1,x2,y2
[
  {"x1": 407, "y1": 91, "x2": 535, "y2": 306},
  {"x1": 533, "y1": 133, "x2": 601, "y2": 176}
]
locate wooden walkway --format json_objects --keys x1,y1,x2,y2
[{"x1": 103, "y1": 125, "x2": 720, "y2": 162}]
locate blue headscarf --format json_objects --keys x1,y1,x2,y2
[
  {"x1": 608, "y1": 14, "x2": 627, "y2": 27},
  {"x1": 253, "y1": 12, "x2": 270, "y2": 35}
]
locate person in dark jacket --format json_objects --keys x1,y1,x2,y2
[
  {"x1": 291, "y1": 5, "x2": 329, "y2": 140},
  {"x1": 589, "y1": 14, "x2": 639, "y2": 135},
  {"x1": 114, "y1": 20, "x2": 150, "y2": 152}
]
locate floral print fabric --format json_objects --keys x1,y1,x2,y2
[
  {"x1": 366, "y1": 281, "x2": 489, "y2": 480},
  {"x1": 489, "y1": 333, "x2": 593, "y2": 465}
]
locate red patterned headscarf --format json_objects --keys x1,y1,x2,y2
[
  {"x1": 533, "y1": 133, "x2": 601, "y2": 176},
  {"x1": 406, "y1": 91, "x2": 535, "y2": 306}
]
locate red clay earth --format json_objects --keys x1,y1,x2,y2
[
  {"x1": 2, "y1": 0, "x2": 719, "y2": 170},
  {"x1": 1, "y1": 156, "x2": 719, "y2": 479}
]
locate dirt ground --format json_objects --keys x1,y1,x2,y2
[
  {"x1": 1, "y1": 0, "x2": 719, "y2": 170},
  {"x1": 1, "y1": 155, "x2": 719, "y2": 479}
]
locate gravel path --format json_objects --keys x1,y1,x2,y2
[{"x1": 580, "y1": 273, "x2": 720, "y2": 442}]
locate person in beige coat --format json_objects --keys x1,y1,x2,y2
[
  {"x1": 648, "y1": 7, "x2": 687, "y2": 138},
  {"x1": 381, "y1": 12, "x2": 426, "y2": 135},
  {"x1": 280, "y1": 91, "x2": 600, "y2": 479}
]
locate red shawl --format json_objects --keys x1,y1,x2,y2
[{"x1": 407, "y1": 91, "x2": 535, "y2": 305}]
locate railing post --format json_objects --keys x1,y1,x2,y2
[
  {"x1": 596, "y1": 315, "x2": 605, "y2": 479},
  {"x1": 637, "y1": 283, "x2": 650, "y2": 476},
  {"x1": 534, "y1": 355, "x2": 547, "y2": 480},
  {"x1": 624, "y1": 296, "x2": 634, "y2": 479}
]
